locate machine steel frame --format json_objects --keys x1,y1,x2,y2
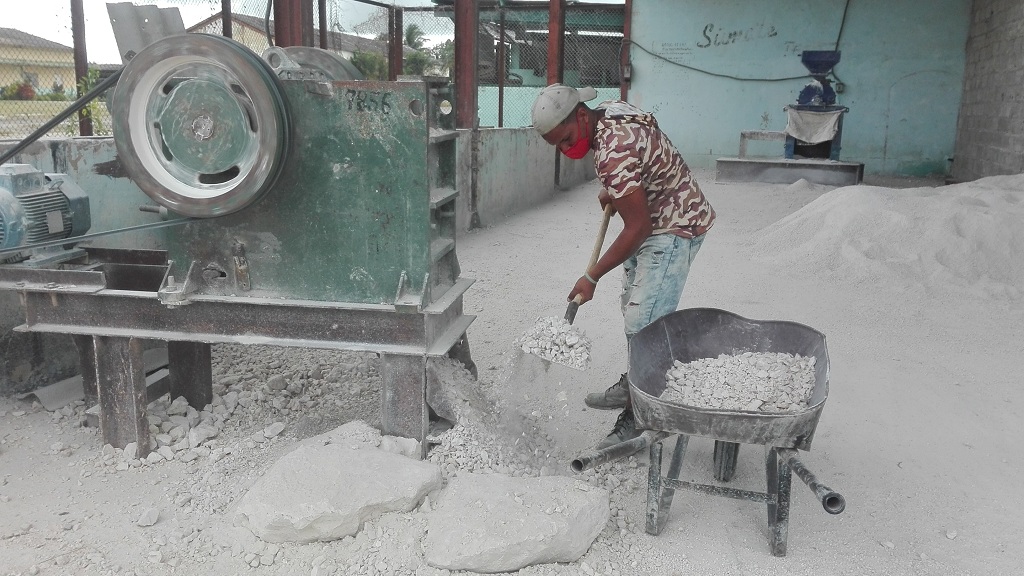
[{"x1": 0, "y1": 256, "x2": 473, "y2": 459}]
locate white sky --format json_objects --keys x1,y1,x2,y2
[
  {"x1": 2, "y1": 0, "x2": 441, "y2": 65},
  {"x1": 5, "y1": 1, "x2": 225, "y2": 64},
  {"x1": 4, "y1": 1, "x2": 621, "y2": 64}
]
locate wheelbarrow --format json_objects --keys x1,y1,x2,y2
[{"x1": 571, "y1": 308, "x2": 845, "y2": 557}]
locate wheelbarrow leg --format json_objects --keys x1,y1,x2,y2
[
  {"x1": 766, "y1": 446, "x2": 793, "y2": 557},
  {"x1": 646, "y1": 434, "x2": 689, "y2": 535},
  {"x1": 713, "y1": 440, "x2": 740, "y2": 482}
]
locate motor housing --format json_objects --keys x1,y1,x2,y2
[{"x1": 0, "y1": 164, "x2": 90, "y2": 258}]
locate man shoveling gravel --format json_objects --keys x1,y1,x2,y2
[{"x1": 530, "y1": 84, "x2": 716, "y2": 450}]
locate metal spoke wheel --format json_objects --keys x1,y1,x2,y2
[
  {"x1": 111, "y1": 34, "x2": 290, "y2": 218},
  {"x1": 713, "y1": 440, "x2": 740, "y2": 482}
]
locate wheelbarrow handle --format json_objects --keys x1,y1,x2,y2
[
  {"x1": 776, "y1": 448, "x2": 846, "y2": 514},
  {"x1": 570, "y1": 430, "x2": 671, "y2": 472}
]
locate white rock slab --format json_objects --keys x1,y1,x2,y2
[
  {"x1": 234, "y1": 442, "x2": 441, "y2": 543},
  {"x1": 423, "y1": 473, "x2": 609, "y2": 573}
]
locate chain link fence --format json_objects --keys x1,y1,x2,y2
[
  {"x1": 474, "y1": 2, "x2": 623, "y2": 128},
  {"x1": 0, "y1": 14, "x2": 83, "y2": 139},
  {"x1": 0, "y1": 0, "x2": 415, "y2": 138},
  {"x1": 0, "y1": 1, "x2": 622, "y2": 138}
]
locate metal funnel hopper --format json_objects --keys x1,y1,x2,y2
[{"x1": 800, "y1": 50, "x2": 841, "y2": 76}]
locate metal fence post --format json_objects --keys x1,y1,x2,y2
[{"x1": 71, "y1": 0, "x2": 92, "y2": 136}]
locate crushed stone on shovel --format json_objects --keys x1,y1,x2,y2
[
  {"x1": 515, "y1": 316, "x2": 593, "y2": 370},
  {"x1": 660, "y1": 352, "x2": 816, "y2": 413}
]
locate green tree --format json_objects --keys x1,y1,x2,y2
[
  {"x1": 351, "y1": 51, "x2": 388, "y2": 80},
  {"x1": 77, "y1": 68, "x2": 107, "y2": 134},
  {"x1": 404, "y1": 24, "x2": 426, "y2": 50},
  {"x1": 404, "y1": 51, "x2": 431, "y2": 76},
  {"x1": 429, "y1": 40, "x2": 455, "y2": 77}
]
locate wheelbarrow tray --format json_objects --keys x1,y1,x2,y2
[{"x1": 628, "y1": 308, "x2": 829, "y2": 451}]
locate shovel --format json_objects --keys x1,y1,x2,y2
[
  {"x1": 514, "y1": 204, "x2": 614, "y2": 371},
  {"x1": 564, "y1": 204, "x2": 614, "y2": 326}
]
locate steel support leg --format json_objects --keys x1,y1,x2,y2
[
  {"x1": 167, "y1": 341, "x2": 213, "y2": 409},
  {"x1": 766, "y1": 446, "x2": 793, "y2": 556},
  {"x1": 446, "y1": 332, "x2": 477, "y2": 379},
  {"x1": 72, "y1": 334, "x2": 97, "y2": 406},
  {"x1": 93, "y1": 336, "x2": 150, "y2": 457},
  {"x1": 380, "y1": 353, "x2": 428, "y2": 458}
]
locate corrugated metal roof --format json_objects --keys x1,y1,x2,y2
[{"x1": 0, "y1": 27, "x2": 73, "y2": 52}]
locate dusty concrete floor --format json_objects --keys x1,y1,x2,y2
[
  {"x1": 456, "y1": 169, "x2": 1021, "y2": 575},
  {"x1": 1, "y1": 168, "x2": 1021, "y2": 576}
]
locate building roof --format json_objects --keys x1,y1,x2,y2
[
  {"x1": 0, "y1": 28, "x2": 73, "y2": 52},
  {"x1": 187, "y1": 13, "x2": 418, "y2": 56}
]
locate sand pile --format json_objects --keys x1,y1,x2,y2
[{"x1": 753, "y1": 175, "x2": 1024, "y2": 299}]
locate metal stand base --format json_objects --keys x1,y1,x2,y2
[
  {"x1": 645, "y1": 435, "x2": 795, "y2": 557},
  {"x1": 72, "y1": 335, "x2": 454, "y2": 460},
  {"x1": 5, "y1": 262, "x2": 475, "y2": 460},
  {"x1": 715, "y1": 157, "x2": 864, "y2": 186}
]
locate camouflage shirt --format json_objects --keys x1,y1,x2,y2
[{"x1": 593, "y1": 101, "x2": 715, "y2": 238}]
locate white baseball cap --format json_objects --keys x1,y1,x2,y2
[{"x1": 531, "y1": 84, "x2": 598, "y2": 135}]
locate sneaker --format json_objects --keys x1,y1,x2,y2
[
  {"x1": 584, "y1": 373, "x2": 630, "y2": 410},
  {"x1": 596, "y1": 409, "x2": 641, "y2": 450}
]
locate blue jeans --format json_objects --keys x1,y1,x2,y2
[{"x1": 621, "y1": 232, "x2": 706, "y2": 341}]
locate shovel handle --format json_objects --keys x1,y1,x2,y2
[
  {"x1": 588, "y1": 205, "x2": 614, "y2": 271},
  {"x1": 564, "y1": 294, "x2": 583, "y2": 324},
  {"x1": 567, "y1": 206, "x2": 614, "y2": 325}
]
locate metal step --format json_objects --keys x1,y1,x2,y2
[{"x1": 715, "y1": 157, "x2": 864, "y2": 186}]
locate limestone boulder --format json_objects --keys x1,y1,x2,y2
[
  {"x1": 423, "y1": 473, "x2": 609, "y2": 573},
  {"x1": 235, "y1": 440, "x2": 441, "y2": 543}
]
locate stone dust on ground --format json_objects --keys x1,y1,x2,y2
[{"x1": 2, "y1": 169, "x2": 1022, "y2": 576}]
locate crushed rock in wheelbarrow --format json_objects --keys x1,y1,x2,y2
[
  {"x1": 661, "y1": 351, "x2": 816, "y2": 413},
  {"x1": 514, "y1": 316, "x2": 593, "y2": 371}
]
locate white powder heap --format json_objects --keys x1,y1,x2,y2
[
  {"x1": 515, "y1": 316, "x2": 592, "y2": 370},
  {"x1": 753, "y1": 175, "x2": 1024, "y2": 300},
  {"x1": 660, "y1": 351, "x2": 816, "y2": 413}
]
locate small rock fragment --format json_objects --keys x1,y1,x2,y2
[
  {"x1": 137, "y1": 508, "x2": 160, "y2": 527},
  {"x1": 264, "y1": 422, "x2": 286, "y2": 438}
]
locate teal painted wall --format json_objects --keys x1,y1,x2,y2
[
  {"x1": 478, "y1": 87, "x2": 622, "y2": 129},
  {"x1": 628, "y1": 0, "x2": 969, "y2": 176},
  {"x1": 0, "y1": 138, "x2": 170, "y2": 249}
]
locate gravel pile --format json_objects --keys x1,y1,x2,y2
[
  {"x1": 50, "y1": 343, "x2": 389, "y2": 570},
  {"x1": 29, "y1": 340, "x2": 674, "y2": 575},
  {"x1": 515, "y1": 316, "x2": 592, "y2": 370},
  {"x1": 661, "y1": 352, "x2": 817, "y2": 412}
]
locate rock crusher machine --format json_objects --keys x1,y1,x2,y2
[{"x1": 0, "y1": 35, "x2": 474, "y2": 457}]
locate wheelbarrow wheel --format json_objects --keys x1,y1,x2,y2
[{"x1": 713, "y1": 441, "x2": 740, "y2": 482}]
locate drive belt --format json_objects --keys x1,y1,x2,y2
[{"x1": 0, "y1": 217, "x2": 197, "y2": 258}]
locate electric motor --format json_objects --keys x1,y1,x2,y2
[{"x1": 0, "y1": 164, "x2": 90, "y2": 255}]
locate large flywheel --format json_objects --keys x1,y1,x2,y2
[{"x1": 112, "y1": 34, "x2": 290, "y2": 218}]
